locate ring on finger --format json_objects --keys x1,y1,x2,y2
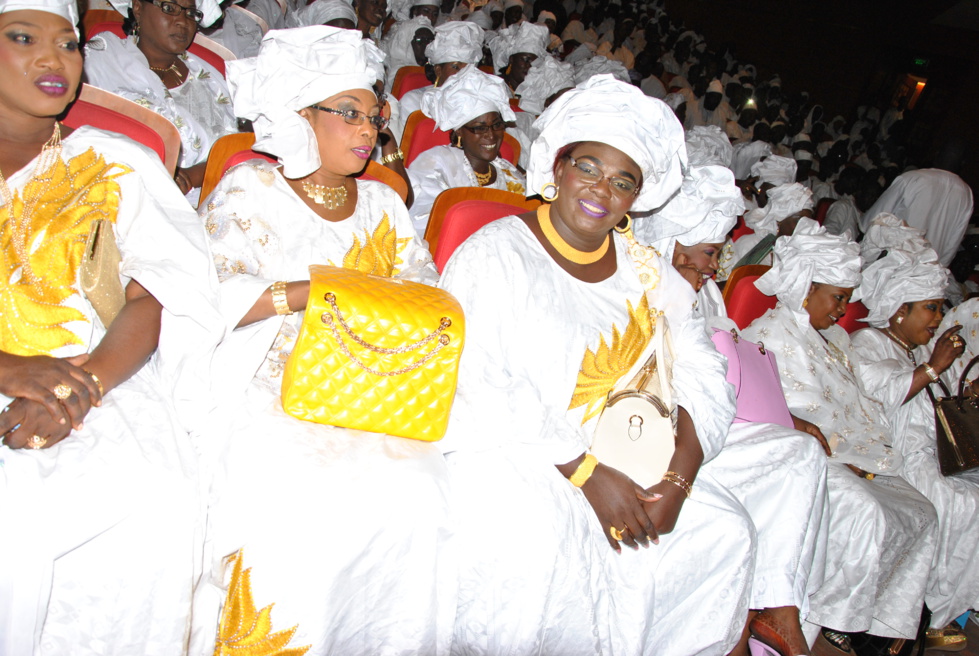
[
  {"x1": 609, "y1": 526, "x2": 626, "y2": 541},
  {"x1": 52, "y1": 384, "x2": 73, "y2": 400},
  {"x1": 27, "y1": 434, "x2": 48, "y2": 449}
]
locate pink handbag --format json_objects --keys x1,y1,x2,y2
[{"x1": 711, "y1": 328, "x2": 793, "y2": 428}]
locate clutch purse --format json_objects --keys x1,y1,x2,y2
[
  {"x1": 281, "y1": 265, "x2": 464, "y2": 442},
  {"x1": 591, "y1": 314, "x2": 677, "y2": 489},
  {"x1": 710, "y1": 328, "x2": 793, "y2": 428},
  {"x1": 929, "y1": 355, "x2": 979, "y2": 476},
  {"x1": 79, "y1": 219, "x2": 126, "y2": 328}
]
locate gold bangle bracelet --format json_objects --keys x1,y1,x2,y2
[
  {"x1": 569, "y1": 453, "x2": 599, "y2": 488},
  {"x1": 922, "y1": 363, "x2": 940, "y2": 383},
  {"x1": 271, "y1": 281, "x2": 292, "y2": 315},
  {"x1": 662, "y1": 470, "x2": 693, "y2": 497},
  {"x1": 83, "y1": 369, "x2": 104, "y2": 397},
  {"x1": 380, "y1": 149, "x2": 404, "y2": 164}
]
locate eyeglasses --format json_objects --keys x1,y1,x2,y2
[
  {"x1": 141, "y1": 0, "x2": 204, "y2": 22},
  {"x1": 567, "y1": 156, "x2": 639, "y2": 198},
  {"x1": 463, "y1": 121, "x2": 507, "y2": 136},
  {"x1": 310, "y1": 105, "x2": 389, "y2": 131}
]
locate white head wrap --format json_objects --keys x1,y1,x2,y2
[
  {"x1": 794, "y1": 150, "x2": 813, "y2": 162},
  {"x1": 859, "y1": 248, "x2": 948, "y2": 327},
  {"x1": 685, "y1": 125, "x2": 733, "y2": 169},
  {"x1": 743, "y1": 182, "x2": 813, "y2": 235},
  {"x1": 638, "y1": 165, "x2": 744, "y2": 260},
  {"x1": 564, "y1": 42, "x2": 596, "y2": 64},
  {"x1": 227, "y1": 26, "x2": 380, "y2": 179},
  {"x1": 109, "y1": 0, "x2": 221, "y2": 27},
  {"x1": 528, "y1": 75, "x2": 688, "y2": 212},
  {"x1": 381, "y1": 15, "x2": 431, "y2": 72},
  {"x1": 515, "y1": 55, "x2": 573, "y2": 115},
  {"x1": 488, "y1": 21, "x2": 549, "y2": 70},
  {"x1": 420, "y1": 64, "x2": 515, "y2": 131},
  {"x1": 504, "y1": 0, "x2": 523, "y2": 9},
  {"x1": 572, "y1": 55, "x2": 630, "y2": 85},
  {"x1": 750, "y1": 154, "x2": 796, "y2": 186},
  {"x1": 538, "y1": 9, "x2": 555, "y2": 22},
  {"x1": 707, "y1": 78, "x2": 723, "y2": 94},
  {"x1": 662, "y1": 92, "x2": 685, "y2": 111},
  {"x1": 390, "y1": 0, "x2": 437, "y2": 21},
  {"x1": 0, "y1": 0, "x2": 77, "y2": 34},
  {"x1": 860, "y1": 212, "x2": 934, "y2": 265},
  {"x1": 467, "y1": 9, "x2": 491, "y2": 28},
  {"x1": 486, "y1": 0, "x2": 503, "y2": 12},
  {"x1": 730, "y1": 140, "x2": 771, "y2": 179},
  {"x1": 296, "y1": 0, "x2": 356, "y2": 27},
  {"x1": 756, "y1": 218, "x2": 863, "y2": 316},
  {"x1": 426, "y1": 20, "x2": 484, "y2": 65}
]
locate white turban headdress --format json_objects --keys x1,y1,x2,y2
[
  {"x1": 743, "y1": 182, "x2": 813, "y2": 235},
  {"x1": 750, "y1": 154, "x2": 796, "y2": 186},
  {"x1": 420, "y1": 64, "x2": 515, "y2": 131},
  {"x1": 488, "y1": 21, "x2": 549, "y2": 70},
  {"x1": 227, "y1": 26, "x2": 380, "y2": 179},
  {"x1": 528, "y1": 75, "x2": 687, "y2": 212},
  {"x1": 109, "y1": 0, "x2": 221, "y2": 27},
  {"x1": 756, "y1": 218, "x2": 863, "y2": 317},
  {"x1": 381, "y1": 15, "x2": 432, "y2": 75},
  {"x1": 859, "y1": 248, "x2": 948, "y2": 328},
  {"x1": 685, "y1": 125, "x2": 733, "y2": 169},
  {"x1": 572, "y1": 55, "x2": 630, "y2": 85},
  {"x1": 390, "y1": 0, "x2": 437, "y2": 21},
  {"x1": 514, "y1": 54, "x2": 573, "y2": 115},
  {"x1": 294, "y1": 0, "x2": 357, "y2": 27},
  {"x1": 0, "y1": 0, "x2": 77, "y2": 34},
  {"x1": 425, "y1": 20, "x2": 484, "y2": 65},
  {"x1": 860, "y1": 212, "x2": 934, "y2": 265},
  {"x1": 730, "y1": 140, "x2": 772, "y2": 180},
  {"x1": 636, "y1": 165, "x2": 744, "y2": 260}
]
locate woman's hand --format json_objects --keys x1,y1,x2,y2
[
  {"x1": 638, "y1": 479, "x2": 687, "y2": 536},
  {"x1": 580, "y1": 463, "x2": 662, "y2": 553},
  {"x1": 791, "y1": 413, "x2": 832, "y2": 455},
  {"x1": 0, "y1": 398, "x2": 74, "y2": 449},
  {"x1": 0, "y1": 352, "x2": 102, "y2": 429},
  {"x1": 675, "y1": 263, "x2": 705, "y2": 292},
  {"x1": 930, "y1": 325, "x2": 965, "y2": 374}
]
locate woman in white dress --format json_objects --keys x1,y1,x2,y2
[
  {"x1": 638, "y1": 164, "x2": 829, "y2": 656},
  {"x1": 852, "y1": 248, "x2": 979, "y2": 651},
  {"x1": 742, "y1": 221, "x2": 939, "y2": 653},
  {"x1": 84, "y1": 0, "x2": 237, "y2": 199},
  {"x1": 192, "y1": 27, "x2": 450, "y2": 656},
  {"x1": 398, "y1": 20, "x2": 483, "y2": 122},
  {"x1": 438, "y1": 75, "x2": 754, "y2": 656},
  {"x1": 407, "y1": 65, "x2": 526, "y2": 233},
  {"x1": 0, "y1": 1, "x2": 222, "y2": 653}
]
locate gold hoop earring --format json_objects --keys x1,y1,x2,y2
[
  {"x1": 614, "y1": 213, "x2": 632, "y2": 234},
  {"x1": 540, "y1": 182, "x2": 559, "y2": 202}
]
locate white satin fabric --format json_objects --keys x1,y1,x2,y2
[
  {"x1": 192, "y1": 161, "x2": 450, "y2": 655},
  {"x1": 438, "y1": 218, "x2": 753, "y2": 655}
]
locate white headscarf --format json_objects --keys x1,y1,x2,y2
[
  {"x1": 514, "y1": 54, "x2": 573, "y2": 115},
  {"x1": 743, "y1": 182, "x2": 813, "y2": 235},
  {"x1": 538, "y1": 9, "x2": 555, "y2": 22},
  {"x1": 637, "y1": 164, "x2": 744, "y2": 260},
  {"x1": 860, "y1": 212, "x2": 934, "y2": 265},
  {"x1": 528, "y1": 75, "x2": 687, "y2": 212},
  {"x1": 730, "y1": 140, "x2": 772, "y2": 179},
  {"x1": 572, "y1": 55, "x2": 630, "y2": 85},
  {"x1": 227, "y1": 26, "x2": 380, "y2": 179},
  {"x1": 425, "y1": 20, "x2": 484, "y2": 65},
  {"x1": 564, "y1": 42, "x2": 596, "y2": 64},
  {"x1": 0, "y1": 0, "x2": 77, "y2": 35},
  {"x1": 109, "y1": 0, "x2": 221, "y2": 27},
  {"x1": 685, "y1": 125, "x2": 733, "y2": 169},
  {"x1": 859, "y1": 248, "x2": 948, "y2": 328},
  {"x1": 390, "y1": 0, "x2": 437, "y2": 21},
  {"x1": 420, "y1": 64, "x2": 515, "y2": 131},
  {"x1": 750, "y1": 154, "x2": 796, "y2": 186},
  {"x1": 488, "y1": 21, "x2": 549, "y2": 70},
  {"x1": 293, "y1": 0, "x2": 357, "y2": 27},
  {"x1": 756, "y1": 218, "x2": 863, "y2": 316},
  {"x1": 381, "y1": 15, "x2": 432, "y2": 74}
]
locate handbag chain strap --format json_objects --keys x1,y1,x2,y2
[{"x1": 319, "y1": 292, "x2": 452, "y2": 377}]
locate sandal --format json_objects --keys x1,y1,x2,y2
[
  {"x1": 925, "y1": 624, "x2": 967, "y2": 652},
  {"x1": 749, "y1": 611, "x2": 808, "y2": 656},
  {"x1": 815, "y1": 629, "x2": 853, "y2": 655}
]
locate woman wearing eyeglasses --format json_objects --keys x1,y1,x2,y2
[
  {"x1": 192, "y1": 28, "x2": 448, "y2": 656},
  {"x1": 407, "y1": 65, "x2": 526, "y2": 234},
  {"x1": 84, "y1": 0, "x2": 237, "y2": 202}
]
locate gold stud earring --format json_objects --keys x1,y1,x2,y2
[
  {"x1": 802, "y1": 297, "x2": 809, "y2": 308},
  {"x1": 897, "y1": 316, "x2": 904, "y2": 324}
]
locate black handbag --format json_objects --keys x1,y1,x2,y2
[{"x1": 928, "y1": 355, "x2": 979, "y2": 477}]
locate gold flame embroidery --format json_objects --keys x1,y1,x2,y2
[
  {"x1": 0, "y1": 149, "x2": 130, "y2": 356},
  {"x1": 569, "y1": 294, "x2": 655, "y2": 424},
  {"x1": 342, "y1": 212, "x2": 410, "y2": 277},
  {"x1": 214, "y1": 551, "x2": 311, "y2": 656}
]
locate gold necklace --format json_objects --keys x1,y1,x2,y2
[
  {"x1": 1, "y1": 122, "x2": 63, "y2": 288},
  {"x1": 474, "y1": 166, "x2": 493, "y2": 186},
  {"x1": 884, "y1": 327, "x2": 915, "y2": 356},
  {"x1": 537, "y1": 204, "x2": 609, "y2": 265},
  {"x1": 302, "y1": 180, "x2": 348, "y2": 210},
  {"x1": 149, "y1": 61, "x2": 184, "y2": 82}
]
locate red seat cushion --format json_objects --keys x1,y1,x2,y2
[
  {"x1": 396, "y1": 73, "x2": 431, "y2": 100},
  {"x1": 433, "y1": 200, "x2": 526, "y2": 272},
  {"x1": 814, "y1": 197, "x2": 833, "y2": 225},
  {"x1": 726, "y1": 274, "x2": 777, "y2": 330},
  {"x1": 405, "y1": 116, "x2": 516, "y2": 167},
  {"x1": 837, "y1": 300, "x2": 869, "y2": 334},
  {"x1": 731, "y1": 215, "x2": 753, "y2": 241},
  {"x1": 63, "y1": 99, "x2": 167, "y2": 166}
]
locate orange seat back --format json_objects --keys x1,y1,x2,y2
[
  {"x1": 425, "y1": 187, "x2": 540, "y2": 272},
  {"x1": 722, "y1": 264, "x2": 776, "y2": 330},
  {"x1": 836, "y1": 300, "x2": 869, "y2": 334},
  {"x1": 401, "y1": 110, "x2": 520, "y2": 168},
  {"x1": 391, "y1": 66, "x2": 429, "y2": 100}
]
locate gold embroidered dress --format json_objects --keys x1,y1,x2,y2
[
  {"x1": 193, "y1": 159, "x2": 449, "y2": 656},
  {"x1": 0, "y1": 126, "x2": 223, "y2": 655},
  {"x1": 437, "y1": 217, "x2": 754, "y2": 655}
]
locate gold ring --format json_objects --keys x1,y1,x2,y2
[
  {"x1": 609, "y1": 526, "x2": 625, "y2": 541},
  {"x1": 52, "y1": 384, "x2": 72, "y2": 400},
  {"x1": 27, "y1": 434, "x2": 47, "y2": 450}
]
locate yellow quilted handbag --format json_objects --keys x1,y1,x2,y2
[{"x1": 281, "y1": 265, "x2": 465, "y2": 441}]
